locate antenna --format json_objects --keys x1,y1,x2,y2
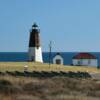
[{"x1": 49, "y1": 41, "x2": 52, "y2": 67}]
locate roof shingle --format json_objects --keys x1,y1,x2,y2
[{"x1": 73, "y1": 53, "x2": 96, "y2": 59}]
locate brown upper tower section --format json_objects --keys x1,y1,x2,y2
[{"x1": 29, "y1": 23, "x2": 40, "y2": 48}]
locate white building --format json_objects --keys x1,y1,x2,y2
[
  {"x1": 72, "y1": 53, "x2": 98, "y2": 67},
  {"x1": 53, "y1": 53, "x2": 64, "y2": 65}
]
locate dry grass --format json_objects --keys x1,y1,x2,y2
[
  {"x1": 0, "y1": 62, "x2": 99, "y2": 73},
  {"x1": 0, "y1": 76, "x2": 100, "y2": 100},
  {"x1": 0, "y1": 62, "x2": 100, "y2": 100}
]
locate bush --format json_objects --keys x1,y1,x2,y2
[{"x1": 0, "y1": 79, "x2": 22, "y2": 94}]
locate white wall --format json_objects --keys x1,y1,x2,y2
[
  {"x1": 28, "y1": 47, "x2": 43, "y2": 62},
  {"x1": 35, "y1": 47, "x2": 43, "y2": 62},
  {"x1": 72, "y1": 59, "x2": 98, "y2": 67},
  {"x1": 28, "y1": 47, "x2": 35, "y2": 61},
  {"x1": 53, "y1": 55, "x2": 63, "y2": 65}
]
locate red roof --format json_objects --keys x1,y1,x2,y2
[{"x1": 73, "y1": 53, "x2": 96, "y2": 59}]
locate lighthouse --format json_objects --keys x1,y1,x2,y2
[{"x1": 28, "y1": 23, "x2": 43, "y2": 62}]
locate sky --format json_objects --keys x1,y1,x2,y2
[{"x1": 0, "y1": 0, "x2": 100, "y2": 52}]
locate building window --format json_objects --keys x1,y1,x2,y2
[
  {"x1": 88, "y1": 59, "x2": 91, "y2": 64},
  {"x1": 56, "y1": 59, "x2": 61, "y2": 64},
  {"x1": 77, "y1": 60, "x2": 82, "y2": 65},
  {"x1": 77, "y1": 60, "x2": 80, "y2": 65}
]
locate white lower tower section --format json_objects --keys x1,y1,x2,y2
[{"x1": 28, "y1": 47, "x2": 43, "y2": 62}]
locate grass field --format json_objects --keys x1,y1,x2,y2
[{"x1": 0, "y1": 62, "x2": 99, "y2": 73}]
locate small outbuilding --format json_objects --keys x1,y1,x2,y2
[
  {"x1": 72, "y1": 53, "x2": 98, "y2": 67},
  {"x1": 53, "y1": 53, "x2": 64, "y2": 65}
]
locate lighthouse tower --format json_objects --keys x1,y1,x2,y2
[{"x1": 28, "y1": 23, "x2": 43, "y2": 62}]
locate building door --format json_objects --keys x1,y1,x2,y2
[
  {"x1": 56, "y1": 59, "x2": 61, "y2": 64},
  {"x1": 31, "y1": 56, "x2": 34, "y2": 61}
]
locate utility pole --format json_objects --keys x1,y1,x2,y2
[{"x1": 49, "y1": 41, "x2": 52, "y2": 67}]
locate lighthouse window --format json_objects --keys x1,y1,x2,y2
[{"x1": 56, "y1": 59, "x2": 61, "y2": 64}]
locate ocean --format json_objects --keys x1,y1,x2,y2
[{"x1": 0, "y1": 52, "x2": 100, "y2": 66}]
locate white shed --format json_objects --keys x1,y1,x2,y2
[
  {"x1": 72, "y1": 53, "x2": 98, "y2": 67},
  {"x1": 53, "y1": 53, "x2": 64, "y2": 65}
]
